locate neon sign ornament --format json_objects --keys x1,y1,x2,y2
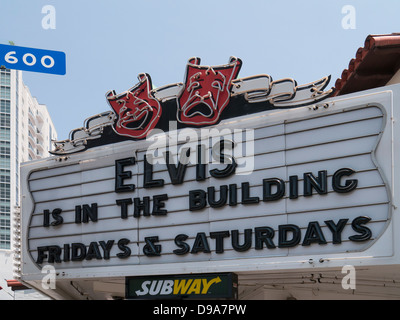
[
  {"x1": 177, "y1": 57, "x2": 242, "y2": 126},
  {"x1": 51, "y1": 56, "x2": 334, "y2": 154},
  {"x1": 106, "y1": 73, "x2": 162, "y2": 139}
]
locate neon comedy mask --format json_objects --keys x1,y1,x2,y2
[{"x1": 106, "y1": 73, "x2": 161, "y2": 138}]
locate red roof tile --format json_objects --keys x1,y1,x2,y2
[
  {"x1": 334, "y1": 33, "x2": 400, "y2": 96},
  {"x1": 6, "y1": 279, "x2": 30, "y2": 291}
]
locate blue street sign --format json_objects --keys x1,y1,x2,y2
[{"x1": 0, "y1": 44, "x2": 66, "y2": 75}]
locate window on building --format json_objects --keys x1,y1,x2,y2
[
  {"x1": 0, "y1": 86, "x2": 10, "y2": 100},
  {"x1": 0, "y1": 100, "x2": 10, "y2": 113},
  {"x1": 0, "y1": 73, "x2": 10, "y2": 86}
]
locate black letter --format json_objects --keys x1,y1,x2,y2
[
  {"x1": 82, "y1": 203, "x2": 98, "y2": 223},
  {"x1": 43, "y1": 209, "x2": 63, "y2": 227},
  {"x1": 115, "y1": 157, "x2": 136, "y2": 193},
  {"x1": 325, "y1": 219, "x2": 348, "y2": 244},
  {"x1": 263, "y1": 178, "x2": 285, "y2": 201},
  {"x1": 116, "y1": 198, "x2": 133, "y2": 219},
  {"x1": 152, "y1": 194, "x2": 168, "y2": 216},
  {"x1": 173, "y1": 234, "x2": 190, "y2": 255},
  {"x1": 278, "y1": 224, "x2": 301, "y2": 248},
  {"x1": 117, "y1": 238, "x2": 131, "y2": 258},
  {"x1": 71, "y1": 243, "x2": 86, "y2": 261},
  {"x1": 48, "y1": 246, "x2": 62, "y2": 263},
  {"x1": 209, "y1": 140, "x2": 237, "y2": 178},
  {"x1": 231, "y1": 229, "x2": 252, "y2": 252},
  {"x1": 86, "y1": 242, "x2": 102, "y2": 260},
  {"x1": 43, "y1": 210, "x2": 50, "y2": 227},
  {"x1": 36, "y1": 246, "x2": 48, "y2": 264},
  {"x1": 75, "y1": 204, "x2": 98, "y2": 223},
  {"x1": 349, "y1": 216, "x2": 372, "y2": 242},
  {"x1": 196, "y1": 144, "x2": 207, "y2": 181},
  {"x1": 229, "y1": 184, "x2": 238, "y2": 206},
  {"x1": 99, "y1": 240, "x2": 115, "y2": 260},
  {"x1": 143, "y1": 155, "x2": 164, "y2": 188},
  {"x1": 189, "y1": 189, "x2": 206, "y2": 211},
  {"x1": 208, "y1": 186, "x2": 228, "y2": 208},
  {"x1": 164, "y1": 148, "x2": 190, "y2": 185},
  {"x1": 304, "y1": 170, "x2": 327, "y2": 196},
  {"x1": 241, "y1": 182, "x2": 259, "y2": 204},
  {"x1": 191, "y1": 232, "x2": 211, "y2": 254},
  {"x1": 302, "y1": 221, "x2": 327, "y2": 246},
  {"x1": 332, "y1": 168, "x2": 358, "y2": 193},
  {"x1": 210, "y1": 231, "x2": 230, "y2": 253},
  {"x1": 63, "y1": 244, "x2": 70, "y2": 262},
  {"x1": 134, "y1": 197, "x2": 150, "y2": 217},
  {"x1": 143, "y1": 236, "x2": 161, "y2": 256},
  {"x1": 255, "y1": 227, "x2": 276, "y2": 249},
  {"x1": 289, "y1": 175, "x2": 298, "y2": 199},
  {"x1": 75, "y1": 205, "x2": 81, "y2": 224},
  {"x1": 51, "y1": 208, "x2": 63, "y2": 226}
]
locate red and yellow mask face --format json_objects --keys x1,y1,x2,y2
[
  {"x1": 106, "y1": 73, "x2": 161, "y2": 139},
  {"x1": 177, "y1": 57, "x2": 241, "y2": 126}
]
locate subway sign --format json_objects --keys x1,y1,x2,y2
[{"x1": 125, "y1": 273, "x2": 238, "y2": 299}]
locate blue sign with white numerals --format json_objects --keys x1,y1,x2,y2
[{"x1": 0, "y1": 44, "x2": 66, "y2": 75}]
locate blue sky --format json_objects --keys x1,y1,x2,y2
[{"x1": 1, "y1": 0, "x2": 400, "y2": 140}]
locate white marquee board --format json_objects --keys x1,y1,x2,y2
[{"x1": 19, "y1": 87, "x2": 400, "y2": 283}]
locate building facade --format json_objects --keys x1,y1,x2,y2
[{"x1": 0, "y1": 68, "x2": 56, "y2": 299}]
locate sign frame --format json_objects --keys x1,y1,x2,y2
[
  {"x1": 19, "y1": 88, "x2": 394, "y2": 277},
  {"x1": 17, "y1": 83, "x2": 400, "y2": 301}
]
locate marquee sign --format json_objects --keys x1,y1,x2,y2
[{"x1": 18, "y1": 58, "x2": 397, "y2": 291}]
